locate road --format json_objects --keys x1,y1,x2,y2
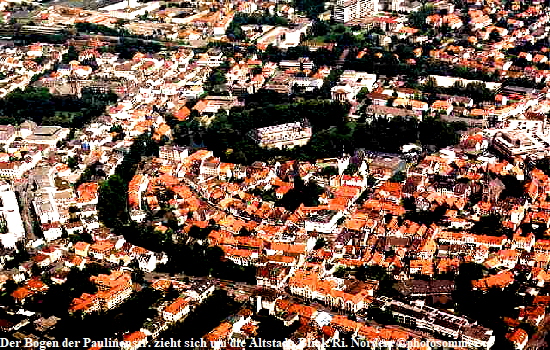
[{"x1": 143, "y1": 272, "x2": 350, "y2": 316}]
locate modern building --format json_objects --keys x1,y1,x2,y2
[
  {"x1": 331, "y1": 71, "x2": 377, "y2": 102},
  {"x1": 379, "y1": 297, "x2": 496, "y2": 349},
  {"x1": 333, "y1": 0, "x2": 379, "y2": 23},
  {"x1": 251, "y1": 120, "x2": 312, "y2": 149},
  {"x1": 159, "y1": 145, "x2": 190, "y2": 163},
  {"x1": 24, "y1": 126, "x2": 70, "y2": 146},
  {"x1": 0, "y1": 184, "x2": 25, "y2": 248}
]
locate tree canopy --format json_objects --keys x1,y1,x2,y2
[{"x1": 0, "y1": 87, "x2": 117, "y2": 128}]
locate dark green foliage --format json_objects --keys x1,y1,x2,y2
[
  {"x1": 313, "y1": 237, "x2": 326, "y2": 249},
  {"x1": 0, "y1": 280, "x2": 17, "y2": 307},
  {"x1": 368, "y1": 305, "x2": 397, "y2": 325},
  {"x1": 404, "y1": 205, "x2": 448, "y2": 226},
  {"x1": 69, "y1": 230, "x2": 94, "y2": 244},
  {"x1": 343, "y1": 163, "x2": 359, "y2": 175},
  {"x1": 320, "y1": 166, "x2": 338, "y2": 176},
  {"x1": 356, "y1": 265, "x2": 396, "y2": 297},
  {"x1": 97, "y1": 132, "x2": 158, "y2": 230},
  {"x1": 110, "y1": 124, "x2": 125, "y2": 141},
  {"x1": 503, "y1": 77, "x2": 546, "y2": 89},
  {"x1": 3, "y1": 242, "x2": 30, "y2": 269},
  {"x1": 309, "y1": 21, "x2": 331, "y2": 37},
  {"x1": 180, "y1": 93, "x2": 462, "y2": 164},
  {"x1": 255, "y1": 315, "x2": 299, "y2": 344},
  {"x1": 187, "y1": 225, "x2": 212, "y2": 240},
  {"x1": 230, "y1": 13, "x2": 289, "y2": 27},
  {"x1": 519, "y1": 322, "x2": 537, "y2": 336},
  {"x1": 62, "y1": 45, "x2": 78, "y2": 64},
  {"x1": 66, "y1": 156, "x2": 79, "y2": 170},
  {"x1": 198, "y1": 99, "x2": 351, "y2": 164},
  {"x1": 97, "y1": 174, "x2": 128, "y2": 229},
  {"x1": 0, "y1": 87, "x2": 117, "y2": 128},
  {"x1": 14, "y1": 33, "x2": 69, "y2": 45},
  {"x1": 407, "y1": 5, "x2": 435, "y2": 31},
  {"x1": 333, "y1": 266, "x2": 348, "y2": 278},
  {"x1": 244, "y1": 89, "x2": 293, "y2": 107},
  {"x1": 159, "y1": 241, "x2": 256, "y2": 283},
  {"x1": 205, "y1": 68, "x2": 227, "y2": 92},
  {"x1": 389, "y1": 172, "x2": 406, "y2": 183},
  {"x1": 454, "y1": 262, "x2": 485, "y2": 292},
  {"x1": 115, "y1": 38, "x2": 162, "y2": 59},
  {"x1": 284, "y1": 46, "x2": 340, "y2": 67},
  {"x1": 536, "y1": 157, "x2": 550, "y2": 176},
  {"x1": 352, "y1": 117, "x2": 417, "y2": 153},
  {"x1": 109, "y1": 124, "x2": 123, "y2": 133},
  {"x1": 354, "y1": 115, "x2": 461, "y2": 152},
  {"x1": 345, "y1": 51, "x2": 499, "y2": 82},
  {"x1": 454, "y1": 285, "x2": 525, "y2": 348},
  {"x1": 75, "y1": 22, "x2": 131, "y2": 37},
  {"x1": 294, "y1": 0, "x2": 325, "y2": 18},
  {"x1": 25, "y1": 265, "x2": 108, "y2": 317},
  {"x1": 419, "y1": 115, "x2": 464, "y2": 148},
  {"x1": 451, "y1": 261, "x2": 525, "y2": 348},
  {"x1": 277, "y1": 177, "x2": 323, "y2": 211},
  {"x1": 488, "y1": 29, "x2": 502, "y2": 43},
  {"x1": 499, "y1": 174, "x2": 525, "y2": 198},
  {"x1": 471, "y1": 213, "x2": 512, "y2": 237}
]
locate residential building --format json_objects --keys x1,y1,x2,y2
[
  {"x1": 333, "y1": 0, "x2": 379, "y2": 23},
  {"x1": 162, "y1": 297, "x2": 191, "y2": 322},
  {"x1": 70, "y1": 270, "x2": 133, "y2": 313},
  {"x1": 380, "y1": 297, "x2": 495, "y2": 349}
]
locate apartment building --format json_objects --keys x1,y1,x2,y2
[
  {"x1": 70, "y1": 270, "x2": 133, "y2": 313},
  {"x1": 333, "y1": 0, "x2": 379, "y2": 23},
  {"x1": 379, "y1": 297, "x2": 495, "y2": 349},
  {"x1": 162, "y1": 297, "x2": 191, "y2": 322},
  {"x1": 159, "y1": 145, "x2": 190, "y2": 163},
  {"x1": 288, "y1": 268, "x2": 378, "y2": 313},
  {"x1": 331, "y1": 71, "x2": 377, "y2": 102}
]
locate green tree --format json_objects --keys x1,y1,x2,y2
[
  {"x1": 277, "y1": 177, "x2": 323, "y2": 211},
  {"x1": 343, "y1": 163, "x2": 359, "y2": 175},
  {"x1": 97, "y1": 174, "x2": 128, "y2": 228},
  {"x1": 489, "y1": 29, "x2": 502, "y2": 43},
  {"x1": 66, "y1": 156, "x2": 79, "y2": 170},
  {"x1": 320, "y1": 166, "x2": 338, "y2": 176},
  {"x1": 206, "y1": 69, "x2": 227, "y2": 91},
  {"x1": 313, "y1": 237, "x2": 326, "y2": 249},
  {"x1": 62, "y1": 45, "x2": 79, "y2": 64}
]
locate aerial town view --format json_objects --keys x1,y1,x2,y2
[{"x1": 0, "y1": 0, "x2": 550, "y2": 348}]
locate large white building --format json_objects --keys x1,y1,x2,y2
[
  {"x1": 251, "y1": 120, "x2": 312, "y2": 149},
  {"x1": 304, "y1": 210, "x2": 344, "y2": 233},
  {"x1": 0, "y1": 183, "x2": 25, "y2": 248},
  {"x1": 333, "y1": 0, "x2": 379, "y2": 23},
  {"x1": 331, "y1": 71, "x2": 377, "y2": 102},
  {"x1": 159, "y1": 145, "x2": 190, "y2": 163},
  {"x1": 380, "y1": 297, "x2": 495, "y2": 349}
]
